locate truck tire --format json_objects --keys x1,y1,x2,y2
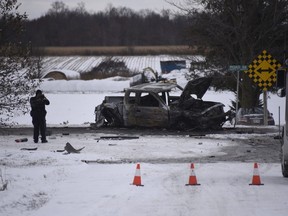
[
  {"x1": 281, "y1": 163, "x2": 288, "y2": 178},
  {"x1": 175, "y1": 119, "x2": 189, "y2": 130},
  {"x1": 281, "y1": 131, "x2": 288, "y2": 177},
  {"x1": 282, "y1": 153, "x2": 288, "y2": 177}
]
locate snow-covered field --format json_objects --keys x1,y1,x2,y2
[{"x1": 1, "y1": 71, "x2": 287, "y2": 216}]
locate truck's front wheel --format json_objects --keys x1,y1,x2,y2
[
  {"x1": 175, "y1": 119, "x2": 189, "y2": 130},
  {"x1": 282, "y1": 164, "x2": 288, "y2": 178},
  {"x1": 281, "y1": 132, "x2": 288, "y2": 177},
  {"x1": 281, "y1": 149, "x2": 288, "y2": 177}
]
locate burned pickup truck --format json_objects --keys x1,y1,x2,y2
[{"x1": 94, "y1": 77, "x2": 230, "y2": 130}]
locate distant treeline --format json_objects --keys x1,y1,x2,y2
[{"x1": 24, "y1": 3, "x2": 189, "y2": 47}]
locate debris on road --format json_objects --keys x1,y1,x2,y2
[
  {"x1": 15, "y1": 138, "x2": 28, "y2": 142},
  {"x1": 96, "y1": 136, "x2": 139, "y2": 142},
  {"x1": 20, "y1": 147, "x2": 38, "y2": 151},
  {"x1": 63, "y1": 142, "x2": 85, "y2": 154}
]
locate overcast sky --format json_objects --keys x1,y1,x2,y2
[{"x1": 18, "y1": 0, "x2": 182, "y2": 19}]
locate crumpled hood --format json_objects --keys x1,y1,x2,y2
[{"x1": 179, "y1": 77, "x2": 212, "y2": 104}]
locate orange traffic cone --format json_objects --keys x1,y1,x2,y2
[
  {"x1": 249, "y1": 163, "x2": 264, "y2": 186},
  {"x1": 186, "y1": 163, "x2": 200, "y2": 186},
  {"x1": 131, "y1": 163, "x2": 144, "y2": 186}
]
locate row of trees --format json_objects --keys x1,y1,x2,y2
[{"x1": 24, "y1": 1, "x2": 189, "y2": 46}]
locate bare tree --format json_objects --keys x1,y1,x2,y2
[
  {"x1": 180, "y1": 0, "x2": 288, "y2": 108},
  {"x1": 0, "y1": 0, "x2": 40, "y2": 124},
  {"x1": 74, "y1": 2, "x2": 88, "y2": 15},
  {"x1": 47, "y1": 1, "x2": 68, "y2": 16}
]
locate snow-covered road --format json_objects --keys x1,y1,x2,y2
[{"x1": 1, "y1": 131, "x2": 287, "y2": 216}]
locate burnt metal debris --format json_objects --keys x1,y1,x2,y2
[{"x1": 94, "y1": 77, "x2": 231, "y2": 130}]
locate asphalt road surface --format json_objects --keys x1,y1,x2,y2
[{"x1": 0, "y1": 126, "x2": 282, "y2": 164}]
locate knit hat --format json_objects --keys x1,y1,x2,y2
[{"x1": 36, "y1": 90, "x2": 42, "y2": 95}]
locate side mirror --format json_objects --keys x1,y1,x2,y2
[{"x1": 277, "y1": 88, "x2": 286, "y2": 97}]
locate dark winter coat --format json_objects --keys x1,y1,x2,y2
[{"x1": 30, "y1": 94, "x2": 50, "y2": 117}]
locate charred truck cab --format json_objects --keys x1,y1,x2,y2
[
  {"x1": 277, "y1": 68, "x2": 288, "y2": 177},
  {"x1": 94, "y1": 77, "x2": 231, "y2": 130}
]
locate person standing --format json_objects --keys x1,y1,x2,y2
[{"x1": 30, "y1": 90, "x2": 50, "y2": 143}]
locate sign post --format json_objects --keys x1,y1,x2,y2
[
  {"x1": 263, "y1": 90, "x2": 268, "y2": 125},
  {"x1": 228, "y1": 65, "x2": 248, "y2": 126},
  {"x1": 244, "y1": 50, "x2": 281, "y2": 125}
]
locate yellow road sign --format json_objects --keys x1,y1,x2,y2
[{"x1": 244, "y1": 50, "x2": 281, "y2": 90}]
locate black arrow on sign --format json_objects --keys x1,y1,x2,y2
[{"x1": 256, "y1": 67, "x2": 274, "y2": 73}]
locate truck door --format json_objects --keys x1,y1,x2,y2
[
  {"x1": 135, "y1": 92, "x2": 169, "y2": 127},
  {"x1": 123, "y1": 91, "x2": 138, "y2": 127}
]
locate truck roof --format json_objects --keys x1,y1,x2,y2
[{"x1": 125, "y1": 82, "x2": 179, "y2": 93}]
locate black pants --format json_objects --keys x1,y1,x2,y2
[{"x1": 32, "y1": 114, "x2": 47, "y2": 142}]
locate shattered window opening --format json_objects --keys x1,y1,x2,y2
[
  {"x1": 139, "y1": 93, "x2": 160, "y2": 107},
  {"x1": 127, "y1": 92, "x2": 137, "y2": 105},
  {"x1": 157, "y1": 92, "x2": 166, "y2": 106}
]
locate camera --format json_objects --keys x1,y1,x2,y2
[{"x1": 36, "y1": 94, "x2": 45, "y2": 101}]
